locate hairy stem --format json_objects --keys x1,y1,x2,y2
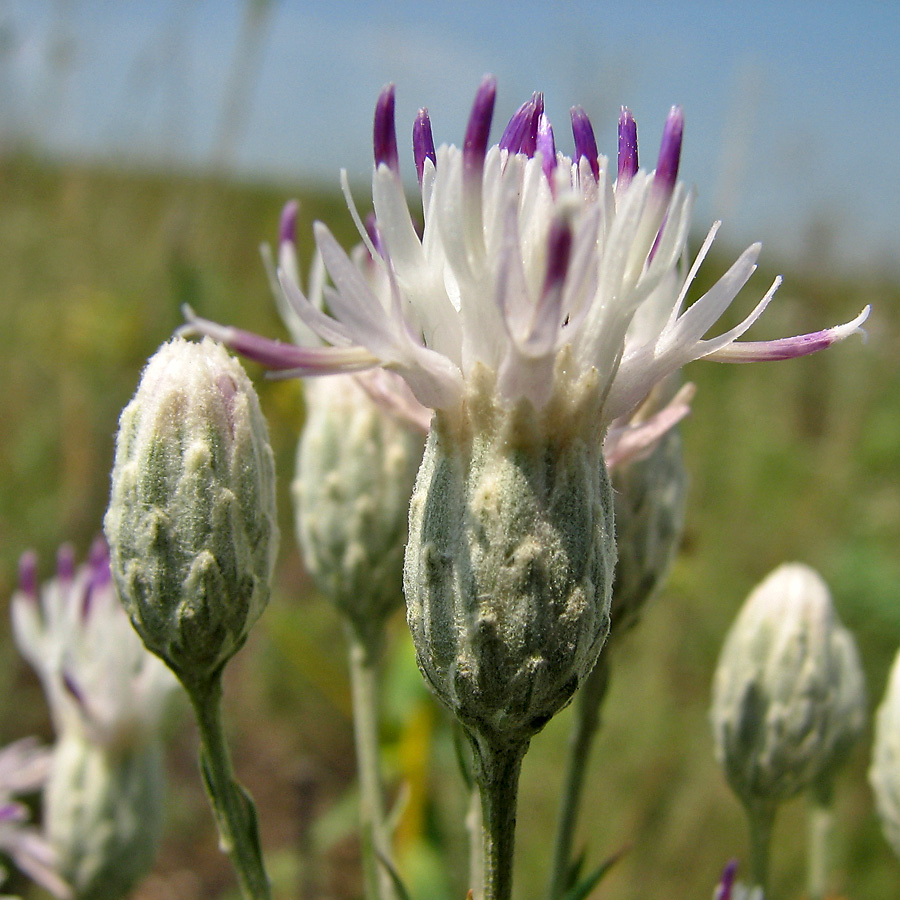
[
  {"x1": 471, "y1": 735, "x2": 526, "y2": 900},
  {"x1": 188, "y1": 674, "x2": 271, "y2": 900},
  {"x1": 346, "y1": 625, "x2": 398, "y2": 900}
]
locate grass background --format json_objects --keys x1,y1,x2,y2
[{"x1": 0, "y1": 152, "x2": 897, "y2": 900}]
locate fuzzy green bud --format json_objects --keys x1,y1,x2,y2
[
  {"x1": 710, "y1": 563, "x2": 866, "y2": 806},
  {"x1": 609, "y1": 422, "x2": 687, "y2": 639},
  {"x1": 45, "y1": 732, "x2": 164, "y2": 900},
  {"x1": 293, "y1": 375, "x2": 423, "y2": 644},
  {"x1": 869, "y1": 648, "x2": 900, "y2": 858},
  {"x1": 104, "y1": 337, "x2": 278, "y2": 686},
  {"x1": 405, "y1": 365, "x2": 615, "y2": 751}
]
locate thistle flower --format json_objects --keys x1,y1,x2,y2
[
  {"x1": 11, "y1": 541, "x2": 177, "y2": 751},
  {"x1": 11, "y1": 542, "x2": 178, "y2": 900},
  {"x1": 183, "y1": 77, "x2": 868, "y2": 900},
  {"x1": 264, "y1": 202, "x2": 426, "y2": 645}
]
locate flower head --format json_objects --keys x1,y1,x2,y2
[
  {"x1": 11, "y1": 540, "x2": 177, "y2": 751},
  {"x1": 186, "y1": 76, "x2": 868, "y2": 431}
]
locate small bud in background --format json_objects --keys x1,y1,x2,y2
[
  {"x1": 710, "y1": 563, "x2": 866, "y2": 805},
  {"x1": 294, "y1": 374, "x2": 424, "y2": 647},
  {"x1": 44, "y1": 734, "x2": 163, "y2": 900},
  {"x1": 10, "y1": 541, "x2": 178, "y2": 900},
  {"x1": 608, "y1": 402, "x2": 688, "y2": 641},
  {"x1": 104, "y1": 336, "x2": 279, "y2": 686},
  {"x1": 710, "y1": 563, "x2": 865, "y2": 894},
  {"x1": 870, "y1": 648, "x2": 900, "y2": 859}
]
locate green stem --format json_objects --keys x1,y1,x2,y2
[
  {"x1": 467, "y1": 784, "x2": 484, "y2": 900},
  {"x1": 471, "y1": 735, "x2": 526, "y2": 900},
  {"x1": 187, "y1": 674, "x2": 271, "y2": 900},
  {"x1": 807, "y1": 778, "x2": 835, "y2": 900},
  {"x1": 547, "y1": 657, "x2": 610, "y2": 900},
  {"x1": 745, "y1": 798, "x2": 776, "y2": 899},
  {"x1": 346, "y1": 624, "x2": 398, "y2": 900}
]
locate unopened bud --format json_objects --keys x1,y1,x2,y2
[
  {"x1": 104, "y1": 337, "x2": 278, "y2": 686},
  {"x1": 870, "y1": 648, "x2": 900, "y2": 858},
  {"x1": 710, "y1": 563, "x2": 866, "y2": 805},
  {"x1": 405, "y1": 367, "x2": 615, "y2": 749},
  {"x1": 293, "y1": 375, "x2": 423, "y2": 644},
  {"x1": 45, "y1": 732, "x2": 163, "y2": 900},
  {"x1": 609, "y1": 423, "x2": 686, "y2": 638}
]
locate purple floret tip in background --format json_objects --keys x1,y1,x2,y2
[{"x1": 279, "y1": 199, "x2": 299, "y2": 247}]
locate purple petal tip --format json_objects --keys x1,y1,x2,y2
[
  {"x1": 544, "y1": 218, "x2": 573, "y2": 291},
  {"x1": 373, "y1": 84, "x2": 399, "y2": 172},
  {"x1": 655, "y1": 105, "x2": 683, "y2": 195},
  {"x1": 500, "y1": 92, "x2": 543, "y2": 157},
  {"x1": 413, "y1": 108, "x2": 436, "y2": 185},
  {"x1": 279, "y1": 200, "x2": 299, "y2": 247},
  {"x1": 18, "y1": 550, "x2": 38, "y2": 599},
  {"x1": 536, "y1": 113, "x2": 557, "y2": 180},
  {"x1": 617, "y1": 106, "x2": 638, "y2": 185},
  {"x1": 463, "y1": 75, "x2": 497, "y2": 177},
  {"x1": 88, "y1": 537, "x2": 111, "y2": 586},
  {"x1": 56, "y1": 543, "x2": 75, "y2": 583},
  {"x1": 570, "y1": 106, "x2": 600, "y2": 180}
]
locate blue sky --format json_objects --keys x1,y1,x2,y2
[{"x1": 3, "y1": 0, "x2": 898, "y2": 274}]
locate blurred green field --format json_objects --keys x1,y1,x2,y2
[{"x1": 1, "y1": 152, "x2": 898, "y2": 900}]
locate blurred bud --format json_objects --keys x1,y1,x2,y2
[
  {"x1": 293, "y1": 373, "x2": 423, "y2": 645},
  {"x1": 869, "y1": 647, "x2": 900, "y2": 858},
  {"x1": 710, "y1": 563, "x2": 866, "y2": 805},
  {"x1": 405, "y1": 370, "x2": 615, "y2": 749},
  {"x1": 609, "y1": 418, "x2": 687, "y2": 639},
  {"x1": 44, "y1": 732, "x2": 163, "y2": 900},
  {"x1": 104, "y1": 337, "x2": 278, "y2": 686}
]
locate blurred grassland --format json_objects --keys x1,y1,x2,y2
[{"x1": 0, "y1": 151, "x2": 898, "y2": 900}]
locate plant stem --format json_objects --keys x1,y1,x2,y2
[
  {"x1": 745, "y1": 798, "x2": 776, "y2": 898},
  {"x1": 547, "y1": 657, "x2": 610, "y2": 900},
  {"x1": 187, "y1": 673, "x2": 271, "y2": 900},
  {"x1": 470, "y1": 735, "x2": 526, "y2": 900},
  {"x1": 807, "y1": 778, "x2": 835, "y2": 900},
  {"x1": 346, "y1": 624, "x2": 398, "y2": 900}
]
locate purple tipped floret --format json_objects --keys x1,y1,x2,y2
[
  {"x1": 413, "y1": 108, "x2": 436, "y2": 185},
  {"x1": 617, "y1": 106, "x2": 638, "y2": 186},
  {"x1": 570, "y1": 106, "x2": 600, "y2": 180},
  {"x1": 654, "y1": 105, "x2": 683, "y2": 197},
  {"x1": 17, "y1": 550, "x2": 38, "y2": 600},
  {"x1": 88, "y1": 537, "x2": 111, "y2": 587},
  {"x1": 543, "y1": 218, "x2": 573, "y2": 293},
  {"x1": 463, "y1": 75, "x2": 497, "y2": 180},
  {"x1": 500, "y1": 93, "x2": 543, "y2": 157},
  {"x1": 373, "y1": 84, "x2": 400, "y2": 173},
  {"x1": 57, "y1": 543, "x2": 75, "y2": 583},
  {"x1": 536, "y1": 113, "x2": 557, "y2": 180},
  {"x1": 0, "y1": 802, "x2": 27, "y2": 824},
  {"x1": 279, "y1": 200, "x2": 299, "y2": 247},
  {"x1": 715, "y1": 860, "x2": 738, "y2": 900}
]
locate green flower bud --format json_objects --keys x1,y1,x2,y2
[
  {"x1": 710, "y1": 563, "x2": 866, "y2": 805},
  {"x1": 104, "y1": 337, "x2": 278, "y2": 686},
  {"x1": 405, "y1": 366, "x2": 615, "y2": 751},
  {"x1": 870, "y1": 648, "x2": 900, "y2": 858},
  {"x1": 293, "y1": 374, "x2": 423, "y2": 643},
  {"x1": 609, "y1": 422, "x2": 687, "y2": 639},
  {"x1": 45, "y1": 732, "x2": 164, "y2": 900}
]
